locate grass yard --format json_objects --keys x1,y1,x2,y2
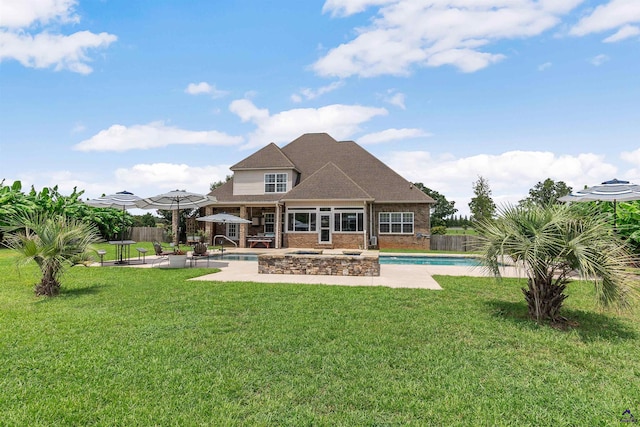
[{"x1": 1, "y1": 248, "x2": 639, "y2": 425}]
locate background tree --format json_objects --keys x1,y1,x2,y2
[
  {"x1": 469, "y1": 176, "x2": 496, "y2": 224},
  {"x1": 520, "y1": 178, "x2": 572, "y2": 206},
  {"x1": 210, "y1": 175, "x2": 232, "y2": 191},
  {"x1": 1, "y1": 213, "x2": 102, "y2": 296},
  {"x1": 0, "y1": 180, "x2": 124, "y2": 240},
  {"x1": 132, "y1": 212, "x2": 158, "y2": 227},
  {"x1": 413, "y1": 183, "x2": 457, "y2": 227},
  {"x1": 477, "y1": 204, "x2": 637, "y2": 323}
]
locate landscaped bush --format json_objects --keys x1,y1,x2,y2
[{"x1": 430, "y1": 225, "x2": 447, "y2": 235}]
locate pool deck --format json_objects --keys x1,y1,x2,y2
[
  {"x1": 96, "y1": 249, "x2": 525, "y2": 290},
  {"x1": 187, "y1": 249, "x2": 525, "y2": 290}
]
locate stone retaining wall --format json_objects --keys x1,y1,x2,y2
[{"x1": 258, "y1": 253, "x2": 380, "y2": 276}]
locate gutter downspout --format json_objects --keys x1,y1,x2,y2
[{"x1": 369, "y1": 201, "x2": 374, "y2": 249}]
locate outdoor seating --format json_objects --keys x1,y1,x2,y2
[
  {"x1": 136, "y1": 247, "x2": 148, "y2": 263},
  {"x1": 153, "y1": 242, "x2": 174, "y2": 256},
  {"x1": 96, "y1": 249, "x2": 107, "y2": 266}
]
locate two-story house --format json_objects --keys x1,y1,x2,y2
[{"x1": 204, "y1": 133, "x2": 434, "y2": 250}]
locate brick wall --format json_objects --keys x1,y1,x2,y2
[{"x1": 372, "y1": 203, "x2": 431, "y2": 250}]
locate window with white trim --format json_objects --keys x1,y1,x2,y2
[
  {"x1": 226, "y1": 223, "x2": 238, "y2": 240},
  {"x1": 264, "y1": 173, "x2": 287, "y2": 193},
  {"x1": 379, "y1": 212, "x2": 414, "y2": 234},
  {"x1": 287, "y1": 210, "x2": 317, "y2": 232},
  {"x1": 264, "y1": 213, "x2": 275, "y2": 233},
  {"x1": 334, "y1": 209, "x2": 364, "y2": 232}
]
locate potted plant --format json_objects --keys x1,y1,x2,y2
[
  {"x1": 193, "y1": 242, "x2": 208, "y2": 256},
  {"x1": 167, "y1": 247, "x2": 188, "y2": 268}
]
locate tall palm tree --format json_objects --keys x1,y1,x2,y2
[
  {"x1": 1, "y1": 213, "x2": 102, "y2": 296},
  {"x1": 476, "y1": 204, "x2": 637, "y2": 323}
]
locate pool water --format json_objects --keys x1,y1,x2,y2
[
  {"x1": 209, "y1": 253, "x2": 259, "y2": 261},
  {"x1": 379, "y1": 255, "x2": 482, "y2": 266},
  {"x1": 210, "y1": 253, "x2": 482, "y2": 267}
]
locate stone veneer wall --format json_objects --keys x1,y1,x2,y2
[{"x1": 258, "y1": 253, "x2": 380, "y2": 276}]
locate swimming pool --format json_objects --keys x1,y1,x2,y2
[
  {"x1": 210, "y1": 253, "x2": 482, "y2": 266},
  {"x1": 209, "y1": 253, "x2": 259, "y2": 261},
  {"x1": 379, "y1": 255, "x2": 482, "y2": 266}
]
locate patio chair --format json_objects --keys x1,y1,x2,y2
[{"x1": 153, "y1": 242, "x2": 174, "y2": 256}]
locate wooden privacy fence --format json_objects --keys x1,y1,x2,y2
[
  {"x1": 430, "y1": 235, "x2": 481, "y2": 252},
  {"x1": 129, "y1": 227, "x2": 167, "y2": 243}
]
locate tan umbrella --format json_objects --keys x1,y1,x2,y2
[{"x1": 136, "y1": 190, "x2": 216, "y2": 245}]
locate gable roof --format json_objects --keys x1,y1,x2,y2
[
  {"x1": 281, "y1": 162, "x2": 373, "y2": 201},
  {"x1": 281, "y1": 133, "x2": 434, "y2": 203},
  {"x1": 230, "y1": 142, "x2": 296, "y2": 171},
  {"x1": 212, "y1": 133, "x2": 435, "y2": 204}
]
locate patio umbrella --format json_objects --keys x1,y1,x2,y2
[
  {"x1": 558, "y1": 178, "x2": 640, "y2": 228},
  {"x1": 135, "y1": 190, "x2": 216, "y2": 245},
  {"x1": 196, "y1": 213, "x2": 252, "y2": 224},
  {"x1": 85, "y1": 190, "x2": 141, "y2": 241},
  {"x1": 197, "y1": 213, "x2": 251, "y2": 254}
]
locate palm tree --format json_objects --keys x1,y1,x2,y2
[
  {"x1": 1, "y1": 213, "x2": 102, "y2": 296},
  {"x1": 476, "y1": 204, "x2": 637, "y2": 323}
]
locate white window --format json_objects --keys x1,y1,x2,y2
[
  {"x1": 379, "y1": 212, "x2": 414, "y2": 234},
  {"x1": 287, "y1": 210, "x2": 317, "y2": 232},
  {"x1": 333, "y1": 209, "x2": 364, "y2": 232},
  {"x1": 264, "y1": 213, "x2": 275, "y2": 234},
  {"x1": 265, "y1": 173, "x2": 287, "y2": 193},
  {"x1": 226, "y1": 223, "x2": 238, "y2": 240}
]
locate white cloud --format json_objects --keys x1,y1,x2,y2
[
  {"x1": 322, "y1": 0, "x2": 395, "y2": 17},
  {"x1": 381, "y1": 90, "x2": 406, "y2": 109},
  {"x1": 590, "y1": 54, "x2": 610, "y2": 66},
  {"x1": 73, "y1": 121, "x2": 243, "y2": 152},
  {"x1": 0, "y1": 0, "x2": 116, "y2": 73},
  {"x1": 185, "y1": 82, "x2": 228, "y2": 98},
  {"x1": 621, "y1": 148, "x2": 640, "y2": 165},
  {"x1": 0, "y1": 30, "x2": 117, "y2": 74},
  {"x1": 358, "y1": 128, "x2": 430, "y2": 145},
  {"x1": 229, "y1": 99, "x2": 388, "y2": 148},
  {"x1": 538, "y1": 62, "x2": 552, "y2": 71},
  {"x1": 385, "y1": 149, "x2": 618, "y2": 216},
  {"x1": 314, "y1": 0, "x2": 582, "y2": 77},
  {"x1": 0, "y1": 0, "x2": 79, "y2": 28},
  {"x1": 113, "y1": 163, "x2": 231, "y2": 195},
  {"x1": 13, "y1": 163, "x2": 231, "y2": 203},
  {"x1": 603, "y1": 24, "x2": 640, "y2": 42},
  {"x1": 570, "y1": 0, "x2": 640, "y2": 40},
  {"x1": 291, "y1": 81, "x2": 344, "y2": 103}
]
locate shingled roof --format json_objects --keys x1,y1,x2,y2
[
  {"x1": 211, "y1": 133, "x2": 434, "y2": 204},
  {"x1": 281, "y1": 162, "x2": 373, "y2": 201},
  {"x1": 281, "y1": 133, "x2": 433, "y2": 203},
  {"x1": 230, "y1": 142, "x2": 296, "y2": 171}
]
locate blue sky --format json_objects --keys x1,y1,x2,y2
[{"x1": 1, "y1": 0, "x2": 639, "y2": 216}]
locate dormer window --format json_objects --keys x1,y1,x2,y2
[{"x1": 265, "y1": 173, "x2": 287, "y2": 193}]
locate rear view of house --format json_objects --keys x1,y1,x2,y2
[{"x1": 206, "y1": 133, "x2": 434, "y2": 250}]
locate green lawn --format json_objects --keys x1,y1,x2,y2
[{"x1": 1, "y1": 248, "x2": 639, "y2": 425}]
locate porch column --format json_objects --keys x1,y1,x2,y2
[
  {"x1": 239, "y1": 205, "x2": 247, "y2": 248},
  {"x1": 363, "y1": 201, "x2": 368, "y2": 250},
  {"x1": 206, "y1": 206, "x2": 214, "y2": 245},
  {"x1": 275, "y1": 203, "x2": 281, "y2": 249}
]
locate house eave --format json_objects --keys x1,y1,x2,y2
[
  {"x1": 374, "y1": 200, "x2": 434, "y2": 204},
  {"x1": 280, "y1": 198, "x2": 375, "y2": 203}
]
